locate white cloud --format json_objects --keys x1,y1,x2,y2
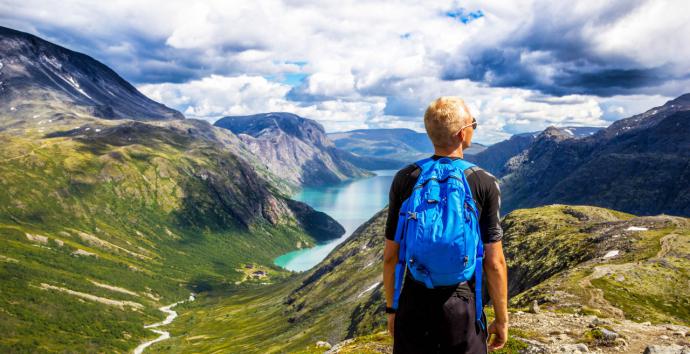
[
  {"x1": 138, "y1": 75, "x2": 385, "y2": 132},
  {"x1": 140, "y1": 74, "x2": 619, "y2": 144},
  {"x1": 2, "y1": 0, "x2": 688, "y2": 143}
]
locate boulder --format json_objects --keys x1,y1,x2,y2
[
  {"x1": 315, "y1": 340, "x2": 332, "y2": 349},
  {"x1": 643, "y1": 345, "x2": 690, "y2": 354}
]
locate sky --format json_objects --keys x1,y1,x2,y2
[{"x1": 2, "y1": 0, "x2": 689, "y2": 143}]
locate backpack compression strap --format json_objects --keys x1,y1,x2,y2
[
  {"x1": 475, "y1": 231, "x2": 485, "y2": 331},
  {"x1": 453, "y1": 160, "x2": 485, "y2": 330},
  {"x1": 392, "y1": 198, "x2": 410, "y2": 310}
]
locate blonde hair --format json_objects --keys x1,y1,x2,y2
[{"x1": 423, "y1": 97, "x2": 472, "y2": 148}]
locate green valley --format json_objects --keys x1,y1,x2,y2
[{"x1": 0, "y1": 115, "x2": 343, "y2": 352}]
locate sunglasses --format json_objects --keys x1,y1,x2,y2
[{"x1": 459, "y1": 117, "x2": 477, "y2": 131}]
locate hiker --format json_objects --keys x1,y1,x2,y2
[{"x1": 383, "y1": 97, "x2": 508, "y2": 353}]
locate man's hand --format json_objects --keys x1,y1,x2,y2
[
  {"x1": 484, "y1": 241, "x2": 508, "y2": 351},
  {"x1": 487, "y1": 320, "x2": 507, "y2": 351},
  {"x1": 387, "y1": 313, "x2": 395, "y2": 336}
]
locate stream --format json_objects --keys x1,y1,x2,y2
[{"x1": 133, "y1": 293, "x2": 195, "y2": 354}]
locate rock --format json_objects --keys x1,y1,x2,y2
[
  {"x1": 557, "y1": 343, "x2": 589, "y2": 353},
  {"x1": 591, "y1": 317, "x2": 608, "y2": 326},
  {"x1": 613, "y1": 337, "x2": 627, "y2": 348},
  {"x1": 316, "y1": 341, "x2": 332, "y2": 349},
  {"x1": 601, "y1": 328, "x2": 619, "y2": 341},
  {"x1": 643, "y1": 344, "x2": 689, "y2": 354},
  {"x1": 529, "y1": 300, "x2": 541, "y2": 314},
  {"x1": 642, "y1": 321, "x2": 652, "y2": 326},
  {"x1": 603, "y1": 250, "x2": 619, "y2": 258},
  {"x1": 25, "y1": 233, "x2": 49, "y2": 244},
  {"x1": 660, "y1": 335, "x2": 670, "y2": 340},
  {"x1": 520, "y1": 338, "x2": 549, "y2": 354},
  {"x1": 325, "y1": 338, "x2": 354, "y2": 354}
]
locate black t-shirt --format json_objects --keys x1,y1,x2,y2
[{"x1": 385, "y1": 155, "x2": 503, "y2": 244}]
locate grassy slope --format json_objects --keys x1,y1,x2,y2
[
  {"x1": 151, "y1": 209, "x2": 389, "y2": 353},
  {"x1": 155, "y1": 205, "x2": 689, "y2": 353},
  {"x1": 507, "y1": 206, "x2": 690, "y2": 324},
  {"x1": 0, "y1": 118, "x2": 328, "y2": 353}
]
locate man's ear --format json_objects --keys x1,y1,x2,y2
[{"x1": 457, "y1": 129, "x2": 465, "y2": 143}]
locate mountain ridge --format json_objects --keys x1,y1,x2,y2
[
  {"x1": 215, "y1": 112, "x2": 372, "y2": 188},
  {"x1": 500, "y1": 94, "x2": 690, "y2": 217},
  {"x1": 0, "y1": 26, "x2": 183, "y2": 122},
  {"x1": 329, "y1": 127, "x2": 487, "y2": 170}
]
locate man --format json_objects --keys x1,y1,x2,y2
[{"x1": 383, "y1": 97, "x2": 508, "y2": 353}]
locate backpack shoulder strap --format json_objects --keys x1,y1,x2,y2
[
  {"x1": 450, "y1": 158, "x2": 476, "y2": 172},
  {"x1": 413, "y1": 157, "x2": 436, "y2": 173}
]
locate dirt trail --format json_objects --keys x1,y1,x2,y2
[
  {"x1": 577, "y1": 264, "x2": 628, "y2": 318},
  {"x1": 576, "y1": 232, "x2": 679, "y2": 319}
]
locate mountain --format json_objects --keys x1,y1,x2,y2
[
  {"x1": 0, "y1": 26, "x2": 183, "y2": 123},
  {"x1": 328, "y1": 128, "x2": 488, "y2": 169},
  {"x1": 0, "y1": 28, "x2": 345, "y2": 352},
  {"x1": 468, "y1": 126, "x2": 603, "y2": 177},
  {"x1": 150, "y1": 204, "x2": 690, "y2": 353},
  {"x1": 467, "y1": 132, "x2": 537, "y2": 177},
  {"x1": 500, "y1": 94, "x2": 690, "y2": 216},
  {"x1": 214, "y1": 112, "x2": 372, "y2": 187},
  {"x1": 0, "y1": 116, "x2": 349, "y2": 353}
]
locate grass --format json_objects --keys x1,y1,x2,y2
[{"x1": 0, "y1": 120, "x2": 323, "y2": 352}]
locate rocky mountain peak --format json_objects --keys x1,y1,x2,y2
[
  {"x1": 601, "y1": 92, "x2": 690, "y2": 140},
  {"x1": 214, "y1": 112, "x2": 371, "y2": 187},
  {"x1": 667, "y1": 92, "x2": 690, "y2": 106},
  {"x1": 0, "y1": 26, "x2": 183, "y2": 121},
  {"x1": 536, "y1": 125, "x2": 575, "y2": 142},
  {"x1": 215, "y1": 112, "x2": 331, "y2": 148}
]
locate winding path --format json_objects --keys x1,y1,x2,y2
[{"x1": 133, "y1": 293, "x2": 195, "y2": 354}]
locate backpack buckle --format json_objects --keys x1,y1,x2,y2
[{"x1": 407, "y1": 211, "x2": 417, "y2": 220}]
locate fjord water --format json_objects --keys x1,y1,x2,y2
[{"x1": 274, "y1": 170, "x2": 397, "y2": 271}]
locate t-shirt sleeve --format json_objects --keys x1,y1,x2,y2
[
  {"x1": 385, "y1": 167, "x2": 410, "y2": 241},
  {"x1": 478, "y1": 170, "x2": 503, "y2": 243}
]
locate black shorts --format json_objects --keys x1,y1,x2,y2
[{"x1": 393, "y1": 273, "x2": 488, "y2": 354}]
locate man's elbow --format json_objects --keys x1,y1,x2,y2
[
  {"x1": 383, "y1": 252, "x2": 398, "y2": 265},
  {"x1": 484, "y1": 248, "x2": 506, "y2": 273},
  {"x1": 484, "y1": 258, "x2": 506, "y2": 274},
  {"x1": 383, "y1": 240, "x2": 399, "y2": 265}
]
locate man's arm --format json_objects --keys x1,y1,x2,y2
[
  {"x1": 485, "y1": 241, "x2": 508, "y2": 350},
  {"x1": 476, "y1": 170, "x2": 508, "y2": 350},
  {"x1": 383, "y1": 239, "x2": 399, "y2": 309},
  {"x1": 383, "y1": 169, "x2": 408, "y2": 337}
]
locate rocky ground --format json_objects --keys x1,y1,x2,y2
[
  {"x1": 313, "y1": 311, "x2": 690, "y2": 354},
  {"x1": 511, "y1": 310, "x2": 689, "y2": 353}
]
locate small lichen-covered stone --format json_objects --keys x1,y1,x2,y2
[{"x1": 529, "y1": 299, "x2": 540, "y2": 314}]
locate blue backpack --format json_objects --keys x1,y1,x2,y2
[{"x1": 392, "y1": 157, "x2": 484, "y2": 329}]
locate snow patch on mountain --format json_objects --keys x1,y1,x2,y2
[
  {"x1": 63, "y1": 75, "x2": 92, "y2": 99},
  {"x1": 357, "y1": 281, "x2": 381, "y2": 298}
]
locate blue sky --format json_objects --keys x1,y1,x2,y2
[{"x1": 2, "y1": 0, "x2": 689, "y2": 143}]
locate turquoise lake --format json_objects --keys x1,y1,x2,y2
[{"x1": 274, "y1": 170, "x2": 397, "y2": 271}]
